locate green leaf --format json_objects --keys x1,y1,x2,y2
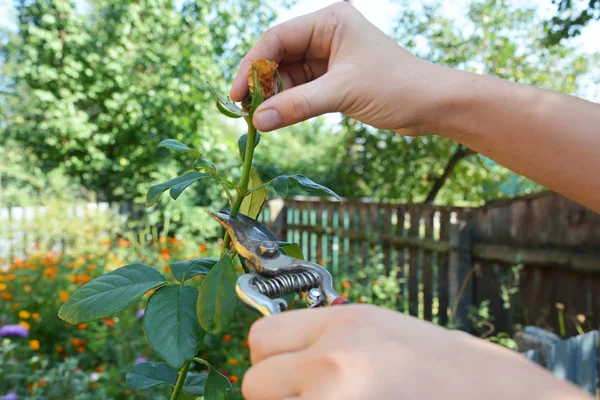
[
  {"x1": 276, "y1": 69, "x2": 284, "y2": 94},
  {"x1": 237, "y1": 132, "x2": 261, "y2": 161},
  {"x1": 273, "y1": 174, "x2": 342, "y2": 201},
  {"x1": 195, "y1": 358, "x2": 233, "y2": 400},
  {"x1": 158, "y1": 139, "x2": 201, "y2": 158},
  {"x1": 171, "y1": 258, "x2": 218, "y2": 282},
  {"x1": 240, "y1": 169, "x2": 267, "y2": 219},
  {"x1": 208, "y1": 82, "x2": 248, "y2": 118},
  {"x1": 126, "y1": 362, "x2": 178, "y2": 390},
  {"x1": 143, "y1": 285, "x2": 205, "y2": 369},
  {"x1": 278, "y1": 242, "x2": 304, "y2": 259},
  {"x1": 193, "y1": 157, "x2": 217, "y2": 173},
  {"x1": 58, "y1": 263, "x2": 166, "y2": 324},
  {"x1": 147, "y1": 172, "x2": 211, "y2": 207},
  {"x1": 249, "y1": 67, "x2": 265, "y2": 115},
  {"x1": 196, "y1": 255, "x2": 238, "y2": 334},
  {"x1": 183, "y1": 373, "x2": 208, "y2": 396}
]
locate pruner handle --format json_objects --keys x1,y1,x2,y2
[{"x1": 331, "y1": 296, "x2": 351, "y2": 306}]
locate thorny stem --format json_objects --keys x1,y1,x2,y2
[
  {"x1": 221, "y1": 116, "x2": 258, "y2": 268},
  {"x1": 170, "y1": 359, "x2": 192, "y2": 400}
]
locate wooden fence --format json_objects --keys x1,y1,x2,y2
[{"x1": 259, "y1": 191, "x2": 600, "y2": 337}]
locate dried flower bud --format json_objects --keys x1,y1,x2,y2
[{"x1": 243, "y1": 59, "x2": 279, "y2": 112}]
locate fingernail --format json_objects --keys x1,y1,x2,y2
[{"x1": 254, "y1": 109, "x2": 283, "y2": 131}]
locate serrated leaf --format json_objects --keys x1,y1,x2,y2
[
  {"x1": 126, "y1": 362, "x2": 178, "y2": 390},
  {"x1": 158, "y1": 139, "x2": 201, "y2": 158},
  {"x1": 278, "y1": 242, "x2": 304, "y2": 259},
  {"x1": 183, "y1": 373, "x2": 208, "y2": 396},
  {"x1": 237, "y1": 132, "x2": 261, "y2": 161},
  {"x1": 240, "y1": 169, "x2": 267, "y2": 219},
  {"x1": 197, "y1": 255, "x2": 238, "y2": 334},
  {"x1": 171, "y1": 258, "x2": 218, "y2": 282},
  {"x1": 147, "y1": 172, "x2": 211, "y2": 207},
  {"x1": 195, "y1": 359, "x2": 233, "y2": 400},
  {"x1": 193, "y1": 157, "x2": 217, "y2": 173},
  {"x1": 208, "y1": 82, "x2": 248, "y2": 118},
  {"x1": 272, "y1": 175, "x2": 342, "y2": 201},
  {"x1": 143, "y1": 285, "x2": 205, "y2": 369},
  {"x1": 58, "y1": 264, "x2": 166, "y2": 324}
]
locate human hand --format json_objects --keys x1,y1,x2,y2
[
  {"x1": 241, "y1": 304, "x2": 591, "y2": 400},
  {"x1": 230, "y1": 2, "x2": 449, "y2": 136}
]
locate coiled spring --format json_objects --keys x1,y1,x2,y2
[{"x1": 253, "y1": 270, "x2": 320, "y2": 298}]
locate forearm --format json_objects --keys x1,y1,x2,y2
[{"x1": 430, "y1": 67, "x2": 600, "y2": 212}]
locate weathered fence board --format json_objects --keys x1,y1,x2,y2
[{"x1": 262, "y1": 191, "x2": 600, "y2": 337}]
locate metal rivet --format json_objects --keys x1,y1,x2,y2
[{"x1": 258, "y1": 241, "x2": 278, "y2": 257}]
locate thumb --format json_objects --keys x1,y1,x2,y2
[{"x1": 253, "y1": 74, "x2": 341, "y2": 132}]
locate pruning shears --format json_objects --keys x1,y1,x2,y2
[{"x1": 207, "y1": 210, "x2": 350, "y2": 316}]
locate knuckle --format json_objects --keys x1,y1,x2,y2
[{"x1": 289, "y1": 91, "x2": 312, "y2": 121}]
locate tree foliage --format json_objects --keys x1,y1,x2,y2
[
  {"x1": 0, "y1": 0, "x2": 277, "y2": 202},
  {"x1": 546, "y1": 0, "x2": 600, "y2": 44}
]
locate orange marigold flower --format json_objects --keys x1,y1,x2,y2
[
  {"x1": 161, "y1": 248, "x2": 171, "y2": 261},
  {"x1": 19, "y1": 321, "x2": 31, "y2": 330},
  {"x1": 71, "y1": 338, "x2": 81, "y2": 346},
  {"x1": 159, "y1": 237, "x2": 166, "y2": 244},
  {"x1": 100, "y1": 239, "x2": 111, "y2": 246},
  {"x1": 317, "y1": 258, "x2": 325, "y2": 265},
  {"x1": 117, "y1": 238, "x2": 130, "y2": 248},
  {"x1": 32, "y1": 312, "x2": 40, "y2": 320},
  {"x1": 229, "y1": 375, "x2": 239, "y2": 384},
  {"x1": 29, "y1": 339, "x2": 41, "y2": 350},
  {"x1": 168, "y1": 237, "x2": 178, "y2": 244},
  {"x1": 68, "y1": 275, "x2": 77, "y2": 282},
  {"x1": 242, "y1": 340, "x2": 249, "y2": 349},
  {"x1": 19, "y1": 310, "x2": 31, "y2": 319},
  {"x1": 77, "y1": 346, "x2": 85, "y2": 354},
  {"x1": 1, "y1": 293, "x2": 13, "y2": 301},
  {"x1": 342, "y1": 281, "x2": 351, "y2": 289},
  {"x1": 223, "y1": 334, "x2": 232, "y2": 342},
  {"x1": 163, "y1": 265, "x2": 171, "y2": 273},
  {"x1": 341, "y1": 291, "x2": 349, "y2": 298},
  {"x1": 6, "y1": 274, "x2": 16, "y2": 281},
  {"x1": 358, "y1": 298, "x2": 366, "y2": 304},
  {"x1": 199, "y1": 243, "x2": 208, "y2": 253},
  {"x1": 24, "y1": 285, "x2": 32, "y2": 293},
  {"x1": 33, "y1": 242, "x2": 40, "y2": 249},
  {"x1": 228, "y1": 359, "x2": 239, "y2": 366},
  {"x1": 0, "y1": 283, "x2": 7, "y2": 291},
  {"x1": 78, "y1": 323, "x2": 88, "y2": 330},
  {"x1": 88, "y1": 264, "x2": 96, "y2": 271},
  {"x1": 56, "y1": 346, "x2": 65, "y2": 353},
  {"x1": 96, "y1": 366, "x2": 104, "y2": 373},
  {"x1": 104, "y1": 318, "x2": 115, "y2": 327},
  {"x1": 60, "y1": 290, "x2": 70, "y2": 303},
  {"x1": 247, "y1": 59, "x2": 278, "y2": 100},
  {"x1": 43, "y1": 266, "x2": 58, "y2": 278},
  {"x1": 77, "y1": 274, "x2": 91, "y2": 285}
]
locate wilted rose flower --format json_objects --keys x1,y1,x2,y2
[
  {"x1": 0, "y1": 324, "x2": 29, "y2": 338},
  {"x1": 243, "y1": 59, "x2": 279, "y2": 111}
]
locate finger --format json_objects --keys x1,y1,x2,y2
[
  {"x1": 277, "y1": 60, "x2": 329, "y2": 90},
  {"x1": 248, "y1": 306, "x2": 351, "y2": 364},
  {"x1": 252, "y1": 72, "x2": 343, "y2": 132},
  {"x1": 230, "y1": 2, "x2": 345, "y2": 101},
  {"x1": 241, "y1": 353, "x2": 303, "y2": 400}
]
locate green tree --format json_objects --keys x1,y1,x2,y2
[
  {"x1": 332, "y1": 0, "x2": 593, "y2": 204},
  {"x1": 0, "y1": 0, "x2": 277, "y2": 202},
  {"x1": 546, "y1": 0, "x2": 600, "y2": 44}
]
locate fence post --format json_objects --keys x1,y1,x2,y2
[
  {"x1": 268, "y1": 198, "x2": 287, "y2": 241},
  {"x1": 448, "y1": 211, "x2": 476, "y2": 332}
]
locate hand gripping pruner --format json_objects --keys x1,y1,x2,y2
[{"x1": 207, "y1": 210, "x2": 350, "y2": 316}]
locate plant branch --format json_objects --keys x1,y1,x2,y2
[
  {"x1": 244, "y1": 179, "x2": 273, "y2": 196},
  {"x1": 425, "y1": 145, "x2": 475, "y2": 204},
  {"x1": 221, "y1": 116, "x2": 258, "y2": 265},
  {"x1": 170, "y1": 359, "x2": 192, "y2": 400}
]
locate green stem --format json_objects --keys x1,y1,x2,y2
[
  {"x1": 170, "y1": 360, "x2": 192, "y2": 400},
  {"x1": 245, "y1": 179, "x2": 274, "y2": 196},
  {"x1": 221, "y1": 117, "x2": 258, "y2": 259}
]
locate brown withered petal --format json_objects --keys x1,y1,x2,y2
[{"x1": 247, "y1": 59, "x2": 278, "y2": 99}]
